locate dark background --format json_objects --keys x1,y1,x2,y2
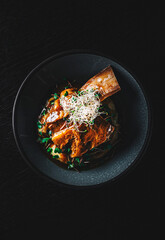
[{"x1": 0, "y1": 0, "x2": 164, "y2": 239}]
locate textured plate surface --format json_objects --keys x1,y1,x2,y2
[{"x1": 12, "y1": 51, "x2": 151, "y2": 187}]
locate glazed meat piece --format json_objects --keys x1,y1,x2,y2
[
  {"x1": 46, "y1": 88, "x2": 76, "y2": 124},
  {"x1": 52, "y1": 125, "x2": 74, "y2": 149},
  {"x1": 51, "y1": 116, "x2": 115, "y2": 159},
  {"x1": 80, "y1": 66, "x2": 121, "y2": 101},
  {"x1": 71, "y1": 117, "x2": 115, "y2": 158}
]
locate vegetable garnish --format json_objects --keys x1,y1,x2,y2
[
  {"x1": 53, "y1": 155, "x2": 59, "y2": 158},
  {"x1": 67, "y1": 148, "x2": 71, "y2": 153},
  {"x1": 95, "y1": 93, "x2": 101, "y2": 98},
  {"x1": 37, "y1": 121, "x2": 46, "y2": 129},
  {"x1": 54, "y1": 93, "x2": 59, "y2": 100},
  {"x1": 67, "y1": 162, "x2": 74, "y2": 169},
  {"x1": 51, "y1": 100, "x2": 55, "y2": 105},
  {"x1": 42, "y1": 109, "x2": 46, "y2": 116},
  {"x1": 40, "y1": 137, "x2": 50, "y2": 144},
  {"x1": 47, "y1": 147, "x2": 52, "y2": 153},
  {"x1": 54, "y1": 147, "x2": 62, "y2": 153},
  {"x1": 37, "y1": 121, "x2": 42, "y2": 129},
  {"x1": 75, "y1": 157, "x2": 80, "y2": 163},
  {"x1": 64, "y1": 91, "x2": 68, "y2": 96}
]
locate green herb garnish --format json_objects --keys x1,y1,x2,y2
[
  {"x1": 51, "y1": 100, "x2": 55, "y2": 105},
  {"x1": 37, "y1": 121, "x2": 42, "y2": 129},
  {"x1": 67, "y1": 162, "x2": 74, "y2": 169},
  {"x1": 95, "y1": 93, "x2": 101, "y2": 98},
  {"x1": 64, "y1": 91, "x2": 68, "y2": 97},
  {"x1": 41, "y1": 137, "x2": 50, "y2": 144},
  {"x1": 75, "y1": 157, "x2": 80, "y2": 163},
  {"x1": 42, "y1": 109, "x2": 46, "y2": 116},
  {"x1": 54, "y1": 147, "x2": 62, "y2": 153},
  {"x1": 47, "y1": 147, "x2": 52, "y2": 153},
  {"x1": 67, "y1": 148, "x2": 71, "y2": 153},
  {"x1": 65, "y1": 86, "x2": 69, "y2": 89},
  {"x1": 54, "y1": 93, "x2": 59, "y2": 100},
  {"x1": 77, "y1": 91, "x2": 81, "y2": 96},
  {"x1": 89, "y1": 120, "x2": 94, "y2": 124},
  {"x1": 37, "y1": 121, "x2": 46, "y2": 129},
  {"x1": 53, "y1": 155, "x2": 59, "y2": 158},
  {"x1": 72, "y1": 96, "x2": 77, "y2": 102}
]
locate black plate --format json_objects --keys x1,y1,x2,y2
[{"x1": 12, "y1": 50, "x2": 152, "y2": 188}]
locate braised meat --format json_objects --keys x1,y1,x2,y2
[{"x1": 38, "y1": 65, "x2": 120, "y2": 165}]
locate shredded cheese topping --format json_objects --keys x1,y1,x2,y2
[{"x1": 60, "y1": 88, "x2": 103, "y2": 129}]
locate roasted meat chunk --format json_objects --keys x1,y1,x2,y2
[{"x1": 51, "y1": 117, "x2": 115, "y2": 159}]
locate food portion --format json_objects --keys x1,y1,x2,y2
[{"x1": 37, "y1": 66, "x2": 121, "y2": 170}]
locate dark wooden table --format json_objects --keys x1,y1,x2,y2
[{"x1": 0, "y1": 1, "x2": 164, "y2": 239}]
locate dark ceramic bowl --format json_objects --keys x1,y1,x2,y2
[{"x1": 12, "y1": 50, "x2": 151, "y2": 188}]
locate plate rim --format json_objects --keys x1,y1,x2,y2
[{"x1": 12, "y1": 49, "x2": 153, "y2": 189}]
